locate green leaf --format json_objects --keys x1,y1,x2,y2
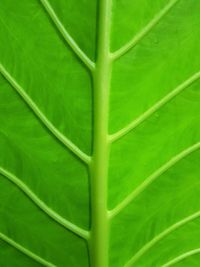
[{"x1": 0, "y1": 0, "x2": 200, "y2": 267}]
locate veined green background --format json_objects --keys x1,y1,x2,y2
[{"x1": 0, "y1": 0, "x2": 200, "y2": 266}]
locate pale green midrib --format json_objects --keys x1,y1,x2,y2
[
  {"x1": 125, "y1": 210, "x2": 200, "y2": 267},
  {"x1": 109, "y1": 142, "x2": 200, "y2": 219},
  {"x1": 88, "y1": 0, "x2": 112, "y2": 266},
  {"x1": 111, "y1": 0, "x2": 179, "y2": 60},
  {"x1": 0, "y1": 232, "x2": 56, "y2": 267},
  {"x1": 162, "y1": 248, "x2": 200, "y2": 267},
  {"x1": 0, "y1": 64, "x2": 91, "y2": 164},
  {"x1": 39, "y1": 0, "x2": 95, "y2": 71},
  {"x1": 109, "y1": 71, "x2": 200, "y2": 143},
  {"x1": 0, "y1": 167, "x2": 89, "y2": 240}
]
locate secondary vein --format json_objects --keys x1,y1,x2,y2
[
  {"x1": 162, "y1": 248, "x2": 200, "y2": 267},
  {"x1": 0, "y1": 232, "x2": 56, "y2": 267},
  {"x1": 111, "y1": 0, "x2": 179, "y2": 60},
  {"x1": 39, "y1": 0, "x2": 95, "y2": 71},
  {"x1": 109, "y1": 71, "x2": 200, "y2": 143},
  {"x1": 0, "y1": 167, "x2": 89, "y2": 240},
  {"x1": 0, "y1": 64, "x2": 91, "y2": 164},
  {"x1": 125, "y1": 210, "x2": 200, "y2": 266},
  {"x1": 109, "y1": 142, "x2": 200, "y2": 218}
]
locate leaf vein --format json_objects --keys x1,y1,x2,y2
[
  {"x1": 39, "y1": 0, "x2": 95, "y2": 71},
  {"x1": 162, "y1": 248, "x2": 200, "y2": 267},
  {"x1": 0, "y1": 232, "x2": 56, "y2": 267},
  {"x1": 109, "y1": 142, "x2": 200, "y2": 218},
  {"x1": 110, "y1": 71, "x2": 200, "y2": 143},
  {"x1": 0, "y1": 64, "x2": 91, "y2": 164},
  {"x1": 125, "y1": 210, "x2": 200, "y2": 266},
  {"x1": 0, "y1": 167, "x2": 89, "y2": 240},
  {"x1": 111, "y1": 0, "x2": 180, "y2": 60}
]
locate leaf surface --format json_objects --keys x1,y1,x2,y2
[{"x1": 0, "y1": 0, "x2": 200, "y2": 266}]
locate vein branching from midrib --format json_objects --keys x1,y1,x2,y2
[
  {"x1": 109, "y1": 71, "x2": 200, "y2": 143},
  {"x1": 108, "y1": 0, "x2": 185, "y2": 144},
  {"x1": 1, "y1": 0, "x2": 95, "y2": 264},
  {"x1": 107, "y1": 0, "x2": 200, "y2": 265},
  {"x1": 124, "y1": 210, "x2": 200, "y2": 267},
  {"x1": 1, "y1": 0, "x2": 198, "y2": 266},
  {"x1": 0, "y1": 167, "x2": 89, "y2": 240},
  {"x1": 39, "y1": 0, "x2": 95, "y2": 71},
  {"x1": 0, "y1": 232, "x2": 56, "y2": 267},
  {"x1": 109, "y1": 142, "x2": 200, "y2": 219},
  {"x1": 0, "y1": 64, "x2": 91, "y2": 164},
  {"x1": 111, "y1": 0, "x2": 179, "y2": 60},
  {"x1": 108, "y1": 0, "x2": 200, "y2": 144},
  {"x1": 162, "y1": 248, "x2": 200, "y2": 267}
]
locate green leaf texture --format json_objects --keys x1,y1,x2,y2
[{"x1": 0, "y1": 0, "x2": 200, "y2": 266}]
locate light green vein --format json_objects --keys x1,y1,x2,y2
[
  {"x1": 111, "y1": 0, "x2": 179, "y2": 60},
  {"x1": 162, "y1": 248, "x2": 200, "y2": 267},
  {"x1": 39, "y1": 0, "x2": 95, "y2": 71},
  {"x1": 0, "y1": 232, "x2": 56, "y2": 267},
  {"x1": 109, "y1": 142, "x2": 200, "y2": 218},
  {"x1": 109, "y1": 71, "x2": 200, "y2": 143},
  {"x1": 88, "y1": 0, "x2": 112, "y2": 266},
  {"x1": 125, "y1": 211, "x2": 200, "y2": 267},
  {"x1": 0, "y1": 64, "x2": 91, "y2": 164},
  {"x1": 0, "y1": 167, "x2": 89, "y2": 240}
]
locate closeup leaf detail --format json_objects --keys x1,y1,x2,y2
[{"x1": 0, "y1": 0, "x2": 200, "y2": 267}]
